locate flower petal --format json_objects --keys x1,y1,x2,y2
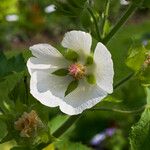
[
  {"x1": 29, "y1": 43, "x2": 62, "y2": 59},
  {"x1": 27, "y1": 57, "x2": 67, "y2": 75},
  {"x1": 61, "y1": 30, "x2": 92, "y2": 55},
  {"x1": 60, "y1": 80, "x2": 107, "y2": 115},
  {"x1": 30, "y1": 70, "x2": 107, "y2": 115},
  {"x1": 30, "y1": 70, "x2": 72, "y2": 107},
  {"x1": 94, "y1": 42, "x2": 114, "y2": 94},
  {"x1": 27, "y1": 44, "x2": 68, "y2": 75}
]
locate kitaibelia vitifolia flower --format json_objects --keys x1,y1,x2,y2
[{"x1": 27, "y1": 30, "x2": 114, "y2": 115}]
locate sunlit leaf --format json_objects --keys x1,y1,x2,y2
[{"x1": 126, "y1": 45, "x2": 147, "y2": 71}]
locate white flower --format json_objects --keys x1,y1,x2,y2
[
  {"x1": 44, "y1": 4, "x2": 56, "y2": 13},
  {"x1": 27, "y1": 30, "x2": 114, "y2": 115},
  {"x1": 120, "y1": 0, "x2": 129, "y2": 5},
  {"x1": 6, "y1": 14, "x2": 19, "y2": 22}
]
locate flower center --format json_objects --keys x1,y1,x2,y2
[{"x1": 68, "y1": 63, "x2": 86, "y2": 80}]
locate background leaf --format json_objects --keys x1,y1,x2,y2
[
  {"x1": 129, "y1": 87, "x2": 150, "y2": 150},
  {"x1": 0, "y1": 120, "x2": 8, "y2": 142},
  {"x1": 126, "y1": 45, "x2": 147, "y2": 72}
]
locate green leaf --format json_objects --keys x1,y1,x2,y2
[
  {"x1": 86, "y1": 74, "x2": 96, "y2": 84},
  {"x1": 143, "y1": 0, "x2": 150, "y2": 8},
  {"x1": 129, "y1": 108, "x2": 150, "y2": 150},
  {"x1": 0, "y1": 52, "x2": 25, "y2": 79},
  {"x1": 95, "y1": 95, "x2": 144, "y2": 114},
  {"x1": 85, "y1": 55, "x2": 94, "y2": 65},
  {"x1": 52, "y1": 69, "x2": 68, "y2": 76},
  {"x1": 64, "y1": 49, "x2": 79, "y2": 61},
  {"x1": 54, "y1": 0, "x2": 87, "y2": 18},
  {"x1": 138, "y1": 67, "x2": 150, "y2": 86},
  {"x1": 0, "y1": 120, "x2": 7, "y2": 142},
  {"x1": 0, "y1": 72, "x2": 25, "y2": 113},
  {"x1": 126, "y1": 45, "x2": 147, "y2": 71},
  {"x1": 65, "y1": 80, "x2": 79, "y2": 96},
  {"x1": 81, "y1": 8, "x2": 92, "y2": 29},
  {"x1": 48, "y1": 115, "x2": 68, "y2": 134},
  {"x1": 129, "y1": 87, "x2": 150, "y2": 150},
  {"x1": 11, "y1": 146, "x2": 33, "y2": 150},
  {"x1": 54, "y1": 139, "x2": 92, "y2": 150}
]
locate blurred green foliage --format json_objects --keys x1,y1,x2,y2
[{"x1": 0, "y1": 0, "x2": 150, "y2": 150}]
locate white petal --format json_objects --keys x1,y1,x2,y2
[
  {"x1": 27, "y1": 43, "x2": 68, "y2": 75},
  {"x1": 60, "y1": 80, "x2": 107, "y2": 115},
  {"x1": 29, "y1": 43, "x2": 62, "y2": 59},
  {"x1": 27, "y1": 57, "x2": 54, "y2": 75},
  {"x1": 27, "y1": 56, "x2": 68, "y2": 75},
  {"x1": 30, "y1": 70, "x2": 107, "y2": 115},
  {"x1": 94, "y1": 42, "x2": 114, "y2": 94},
  {"x1": 61, "y1": 30, "x2": 92, "y2": 55},
  {"x1": 30, "y1": 70, "x2": 72, "y2": 107}
]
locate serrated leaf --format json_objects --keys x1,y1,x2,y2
[
  {"x1": 65, "y1": 80, "x2": 79, "y2": 96},
  {"x1": 0, "y1": 72, "x2": 25, "y2": 113},
  {"x1": 64, "y1": 49, "x2": 79, "y2": 61},
  {"x1": 0, "y1": 52, "x2": 25, "y2": 79},
  {"x1": 126, "y1": 45, "x2": 147, "y2": 71},
  {"x1": 129, "y1": 87, "x2": 150, "y2": 150},
  {"x1": 129, "y1": 108, "x2": 150, "y2": 150},
  {"x1": 52, "y1": 69, "x2": 68, "y2": 76},
  {"x1": 86, "y1": 74, "x2": 96, "y2": 84}
]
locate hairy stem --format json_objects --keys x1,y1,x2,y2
[
  {"x1": 52, "y1": 115, "x2": 80, "y2": 138},
  {"x1": 87, "y1": 7, "x2": 101, "y2": 41},
  {"x1": 24, "y1": 75, "x2": 29, "y2": 105},
  {"x1": 101, "y1": 0, "x2": 111, "y2": 38},
  {"x1": 102, "y1": 3, "x2": 138, "y2": 45},
  {"x1": 93, "y1": 105, "x2": 146, "y2": 114},
  {"x1": 114, "y1": 72, "x2": 134, "y2": 89}
]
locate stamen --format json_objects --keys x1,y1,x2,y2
[{"x1": 68, "y1": 63, "x2": 86, "y2": 80}]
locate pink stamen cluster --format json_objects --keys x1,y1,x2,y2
[{"x1": 68, "y1": 63, "x2": 86, "y2": 80}]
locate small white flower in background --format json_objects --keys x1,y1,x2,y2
[
  {"x1": 6, "y1": 14, "x2": 19, "y2": 22},
  {"x1": 120, "y1": 0, "x2": 129, "y2": 5},
  {"x1": 27, "y1": 30, "x2": 114, "y2": 115},
  {"x1": 44, "y1": 4, "x2": 56, "y2": 13}
]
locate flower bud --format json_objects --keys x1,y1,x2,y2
[{"x1": 14, "y1": 110, "x2": 43, "y2": 138}]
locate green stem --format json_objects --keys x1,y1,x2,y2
[
  {"x1": 87, "y1": 7, "x2": 101, "y2": 41},
  {"x1": 114, "y1": 72, "x2": 134, "y2": 89},
  {"x1": 52, "y1": 115, "x2": 80, "y2": 138},
  {"x1": 39, "y1": 72, "x2": 135, "y2": 149},
  {"x1": 101, "y1": 0, "x2": 111, "y2": 38},
  {"x1": 39, "y1": 115, "x2": 80, "y2": 149},
  {"x1": 92, "y1": 105, "x2": 146, "y2": 114},
  {"x1": 102, "y1": 2, "x2": 138, "y2": 45},
  {"x1": 24, "y1": 75, "x2": 29, "y2": 105}
]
